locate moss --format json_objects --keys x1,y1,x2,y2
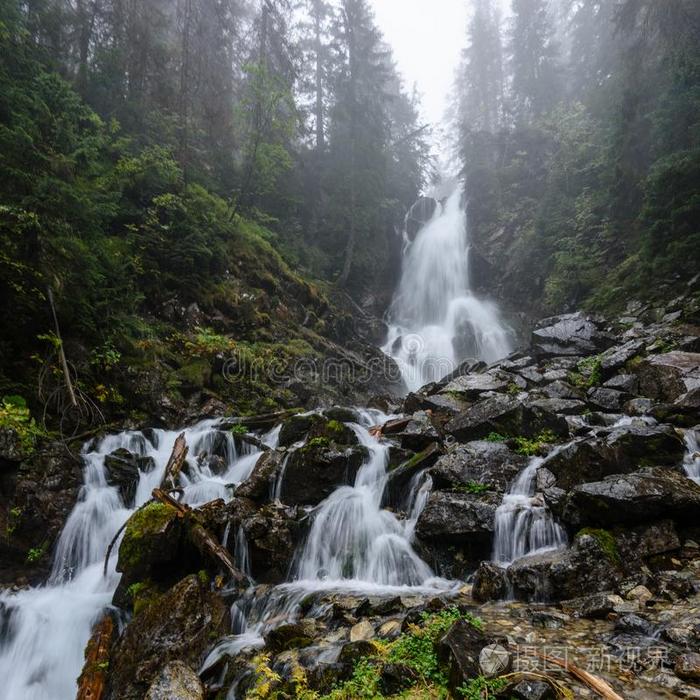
[
  {"x1": 325, "y1": 420, "x2": 346, "y2": 438},
  {"x1": 578, "y1": 527, "x2": 621, "y2": 565},
  {"x1": 126, "y1": 579, "x2": 162, "y2": 616},
  {"x1": 119, "y1": 502, "x2": 174, "y2": 572},
  {"x1": 454, "y1": 481, "x2": 490, "y2": 495},
  {"x1": 174, "y1": 359, "x2": 211, "y2": 389},
  {"x1": 306, "y1": 436, "x2": 331, "y2": 449},
  {"x1": 569, "y1": 355, "x2": 603, "y2": 389},
  {"x1": 485, "y1": 432, "x2": 507, "y2": 443},
  {"x1": 513, "y1": 429, "x2": 557, "y2": 456}
]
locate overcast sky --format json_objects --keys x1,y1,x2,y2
[{"x1": 369, "y1": 0, "x2": 470, "y2": 134}]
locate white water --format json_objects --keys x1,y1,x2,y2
[
  {"x1": 492, "y1": 456, "x2": 568, "y2": 566},
  {"x1": 0, "y1": 420, "x2": 278, "y2": 700},
  {"x1": 383, "y1": 188, "x2": 512, "y2": 391},
  {"x1": 683, "y1": 430, "x2": 700, "y2": 484}
]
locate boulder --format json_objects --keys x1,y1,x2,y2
[
  {"x1": 542, "y1": 380, "x2": 583, "y2": 400},
  {"x1": 278, "y1": 413, "x2": 323, "y2": 447},
  {"x1": 437, "y1": 619, "x2": 487, "y2": 696},
  {"x1": 441, "y1": 371, "x2": 509, "y2": 398},
  {"x1": 599, "y1": 339, "x2": 646, "y2": 374},
  {"x1": 415, "y1": 492, "x2": 500, "y2": 543},
  {"x1": 350, "y1": 619, "x2": 375, "y2": 642},
  {"x1": 675, "y1": 653, "x2": 700, "y2": 681},
  {"x1": 635, "y1": 352, "x2": 700, "y2": 402},
  {"x1": 603, "y1": 374, "x2": 639, "y2": 394},
  {"x1": 279, "y1": 443, "x2": 368, "y2": 506},
  {"x1": 384, "y1": 442, "x2": 441, "y2": 509},
  {"x1": 559, "y1": 592, "x2": 624, "y2": 619},
  {"x1": 264, "y1": 621, "x2": 316, "y2": 652},
  {"x1": 430, "y1": 441, "x2": 526, "y2": 493},
  {"x1": 561, "y1": 468, "x2": 700, "y2": 528},
  {"x1": 394, "y1": 411, "x2": 440, "y2": 451},
  {"x1": 472, "y1": 561, "x2": 509, "y2": 602},
  {"x1": 511, "y1": 680, "x2": 555, "y2": 700},
  {"x1": 145, "y1": 661, "x2": 204, "y2": 700},
  {"x1": 445, "y1": 395, "x2": 568, "y2": 442},
  {"x1": 107, "y1": 575, "x2": 230, "y2": 700},
  {"x1": 104, "y1": 450, "x2": 155, "y2": 507},
  {"x1": 586, "y1": 387, "x2": 624, "y2": 411},
  {"x1": 531, "y1": 313, "x2": 613, "y2": 358},
  {"x1": 235, "y1": 450, "x2": 283, "y2": 501}
]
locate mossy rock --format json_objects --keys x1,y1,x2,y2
[
  {"x1": 173, "y1": 359, "x2": 212, "y2": 391},
  {"x1": 117, "y1": 502, "x2": 181, "y2": 579},
  {"x1": 576, "y1": 528, "x2": 621, "y2": 565},
  {"x1": 308, "y1": 418, "x2": 358, "y2": 446}
]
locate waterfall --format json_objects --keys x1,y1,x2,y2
[
  {"x1": 383, "y1": 187, "x2": 513, "y2": 391},
  {"x1": 492, "y1": 456, "x2": 568, "y2": 566},
  {"x1": 0, "y1": 420, "x2": 278, "y2": 700},
  {"x1": 683, "y1": 430, "x2": 700, "y2": 484}
]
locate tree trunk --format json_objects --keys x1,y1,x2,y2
[
  {"x1": 76, "y1": 614, "x2": 115, "y2": 700},
  {"x1": 159, "y1": 432, "x2": 188, "y2": 490}
]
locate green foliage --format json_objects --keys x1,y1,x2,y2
[
  {"x1": 485, "y1": 432, "x2": 507, "y2": 443},
  {"x1": 322, "y1": 659, "x2": 382, "y2": 700},
  {"x1": 307, "y1": 436, "x2": 331, "y2": 449},
  {"x1": 458, "y1": 675, "x2": 508, "y2": 700},
  {"x1": 26, "y1": 542, "x2": 47, "y2": 563},
  {"x1": 577, "y1": 528, "x2": 621, "y2": 565},
  {"x1": 568, "y1": 356, "x2": 603, "y2": 389},
  {"x1": 230, "y1": 424, "x2": 249, "y2": 437},
  {"x1": 0, "y1": 395, "x2": 44, "y2": 453},
  {"x1": 182, "y1": 327, "x2": 236, "y2": 358},
  {"x1": 513, "y1": 429, "x2": 557, "y2": 456},
  {"x1": 455, "y1": 482, "x2": 491, "y2": 495}
]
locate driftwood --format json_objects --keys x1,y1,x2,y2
[
  {"x1": 152, "y1": 488, "x2": 248, "y2": 586},
  {"x1": 76, "y1": 613, "x2": 114, "y2": 700},
  {"x1": 159, "y1": 432, "x2": 188, "y2": 490}
]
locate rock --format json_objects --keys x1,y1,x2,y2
[
  {"x1": 265, "y1": 621, "x2": 316, "y2": 652},
  {"x1": 242, "y1": 502, "x2": 299, "y2": 583},
  {"x1": 384, "y1": 442, "x2": 441, "y2": 508},
  {"x1": 560, "y1": 592, "x2": 624, "y2": 619},
  {"x1": 604, "y1": 374, "x2": 639, "y2": 394},
  {"x1": 108, "y1": 575, "x2": 230, "y2": 700},
  {"x1": 437, "y1": 619, "x2": 486, "y2": 696},
  {"x1": 472, "y1": 561, "x2": 509, "y2": 602},
  {"x1": 478, "y1": 644, "x2": 511, "y2": 678},
  {"x1": 429, "y1": 441, "x2": 526, "y2": 493},
  {"x1": 308, "y1": 418, "x2": 358, "y2": 446},
  {"x1": 615, "y1": 614, "x2": 655, "y2": 637},
  {"x1": 599, "y1": 339, "x2": 646, "y2": 373},
  {"x1": 663, "y1": 617, "x2": 700, "y2": 648},
  {"x1": 507, "y1": 531, "x2": 623, "y2": 602},
  {"x1": 626, "y1": 397, "x2": 654, "y2": 415},
  {"x1": 676, "y1": 387, "x2": 700, "y2": 410},
  {"x1": 543, "y1": 380, "x2": 583, "y2": 400},
  {"x1": 278, "y1": 413, "x2": 322, "y2": 447},
  {"x1": 379, "y1": 663, "x2": 419, "y2": 695},
  {"x1": 529, "y1": 398, "x2": 587, "y2": 415},
  {"x1": 0, "y1": 427, "x2": 30, "y2": 462},
  {"x1": 615, "y1": 520, "x2": 681, "y2": 566},
  {"x1": 512, "y1": 680, "x2": 555, "y2": 700},
  {"x1": 323, "y1": 407, "x2": 362, "y2": 423},
  {"x1": 635, "y1": 352, "x2": 700, "y2": 402},
  {"x1": 562, "y1": 468, "x2": 700, "y2": 528},
  {"x1": 377, "y1": 619, "x2": 402, "y2": 639},
  {"x1": 442, "y1": 371, "x2": 509, "y2": 398},
  {"x1": 145, "y1": 661, "x2": 204, "y2": 700},
  {"x1": 531, "y1": 312, "x2": 612, "y2": 358},
  {"x1": 280, "y1": 443, "x2": 367, "y2": 506},
  {"x1": 235, "y1": 450, "x2": 283, "y2": 501},
  {"x1": 395, "y1": 411, "x2": 440, "y2": 451},
  {"x1": 586, "y1": 387, "x2": 624, "y2": 411},
  {"x1": 675, "y1": 653, "x2": 700, "y2": 681},
  {"x1": 338, "y1": 640, "x2": 376, "y2": 665},
  {"x1": 445, "y1": 394, "x2": 568, "y2": 442},
  {"x1": 415, "y1": 492, "x2": 500, "y2": 544},
  {"x1": 350, "y1": 620, "x2": 375, "y2": 642}
]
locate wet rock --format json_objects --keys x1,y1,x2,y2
[
  {"x1": 429, "y1": 441, "x2": 525, "y2": 493},
  {"x1": 144, "y1": 661, "x2": 204, "y2": 700},
  {"x1": 542, "y1": 380, "x2": 583, "y2": 400},
  {"x1": 478, "y1": 644, "x2": 511, "y2": 678},
  {"x1": 560, "y1": 592, "x2": 624, "y2": 619},
  {"x1": 441, "y1": 371, "x2": 509, "y2": 398},
  {"x1": 384, "y1": 442, "x2": 441, "y2": 508},
  {"x1": 562, "y1": 468, "x2": 700, "y2": 528},
  {"x1": 635, "y1": 352, "x2": 700, "y2": 402},
  {"x1": 599, "y1": 338, "x2": 646, "y2": 373},
  {"x1": 278, "y1": 413, "x2": 323, "y2": 447},
  {"x1": 104, "y1": 448, "x2": 155, "y2": 506},
  {"x1": 529, "y1": 397, "x2": 587, "y2": 415},
  {"x1": 615, "y1": 520, "x2": 681, "y2": 565},
  {"x1": 338, "y1": 640, "x2": 375, "y2": 666},
  {"x1": 323, "y1": 407, "x2": 361, "y2": 424},
  {"x1": 586, "y1": 387, "x2": 624, "y2": 411},
  {"x1": 242, "y1": 502, "x2": 300, "y2": 583},
  {"x1": 512, "y1": 679, "x2": 555, "y2": 700},
  {"x1": 604, "y1": 374, "x2": 639, "y2": 394},
  {"x1": 280, "y1": 443, "x2": 367, "y2": 506},
  {"x1": 437, "y1": 619, "x2": 487, "y2": 696},
  {"x1": 395, "y1": 411, "x2": 440, "y2": 451},
  {"x1": 625, "y1": 397, "x2": 654, "y2": 415},
  {"x1": 615, "y1": 613, "x2": 656, "y2": 637},
  {"x1": 675, "y1": 653, "x2": 700, "y2": 681},
  {"x1": 531, "y1": 312, "x2": 613, "y2": 358},
  {"x1": 472, "y1": 562, "x2": 509, "y2": 602},
  {"x1": 265, "y1": 621, "x2": 316, "y2": 652},
  {"x1": 663, "y1": 617, "x2": 700, "y2": 648},
  {"x1": 108, "y1": 575, "x2": 230, "y2": 700},
  {"x1": 626, "y1": 585, "x2": 653, "y2": 604},
  {"x1": 415, "y1": 492, "x2": 499, "y2": 544},
  {"x1": 308, "y1": 418, "x2": 358, "y2": 446},
  {"x1": 445, "y1": 394, "x2": 568, "y2": 442},
  {"x1": 235, "y1": 450, "x2": 283, "y2": 502},
  {"x1": 507, "y1": 531, "x2": 623, "y2": 602}
]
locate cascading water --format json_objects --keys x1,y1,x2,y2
[
  {"x1": 683, "y1": 430, "x2": 700, "y2": 484},
  {"x1": 383, "y1": 187, "x2": 513, "y2": 391},
  {"x1": 492, "y1": 456, "x2": 568, "y2": 566},
  {"x1": 0, "y1": 420, "x2": 279, "y2": 700}
]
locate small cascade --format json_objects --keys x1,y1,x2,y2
[
  {"x1": 291, "y1": 411, "x2": 436, "y2": 587},
  {"x1": 492, "y1": 456, "x2": 567, "y2": 566},
  {"x1": 383, "y1": 188, "x2": 513, "y2": 391},
  {"x1": 0, "y1": 419, "x2": 279, "y2": 700},
  {"x1": 404, "y1": 468, "x2": 433, "y2": 539},
  {"x1": 683, "y1": 430, "x2": 700, "y2": 484},
  {"x1": 233, "y1": 526, "x2": 252, "y2": 579}
]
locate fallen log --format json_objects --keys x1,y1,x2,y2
[
  {"x1": 76, "y1": 613, "x2": 115, "y2": 700},
  {"x1": 152, "y1": 488, "x2": 248, "y2": 586},
  {"x1": 159, "y1": 432, "x2": 188, "y2": 490}
]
